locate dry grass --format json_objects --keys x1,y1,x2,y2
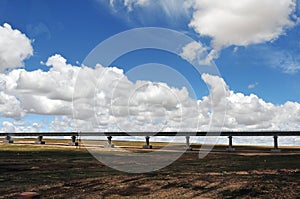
[{"x1": 0, "y1": 141, "x2": 299, "y2": 199}]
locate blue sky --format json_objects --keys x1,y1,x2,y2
[
  {"x1": 0, "y1": 0, "x2": 299, "y2": 104},
  {"x1": 0, "y1": 0, "x2": 124, "y2": 69},
  {"x1": 1, "y1": 0, "x2": 300, "y2": 138}
]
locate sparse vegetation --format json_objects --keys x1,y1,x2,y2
[{"x1": 0, "y1": 141, "x2": 299, "y2": 198}]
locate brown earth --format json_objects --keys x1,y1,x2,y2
[{"x1": 0, "y1": 141, "x2": 299, "y2": 199}]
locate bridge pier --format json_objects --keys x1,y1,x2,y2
[
  {"x1": 271, "y1": 135, "x2": 281, "y2": 152},
  {"x1": 104, "y1": 136, "x2": 114, "y2": 148},
  {"x1": 69, "y1": 135, "x2": 78, "y2": 146},
  {"x1": 185, "y1": 136, "x2": 192, "y2": 150},
  {"x1": 3, "y1": 135, "x2": 13, "y2": 143},
  {"x1": 35, "y1": 135, "x2": 45, "y2": 144},
  {"x1": 226, "y1": 136, "x2": 235, "y2": 151},
  {"x1": 143, "y1": 136, "x2": 152, "y2": 149}
]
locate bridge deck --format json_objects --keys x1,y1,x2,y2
[
  {"x1": 0, "y1": 131, "x2": 300, "y2": 137},
  {"x1": 1, "y1": 131, "x2": 299, "y2": 151}
]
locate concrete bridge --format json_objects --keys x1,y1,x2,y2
[{"x1": 1, "y1": 131, "x2": 300, "y2": 152}]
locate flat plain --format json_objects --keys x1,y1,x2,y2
[{"x1": 0, "y1": 139, "x2": 299, "y2": 199}]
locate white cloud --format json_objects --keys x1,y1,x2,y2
[
  {"x1": 0, "y1": 91, "x2": 24, "y2": 119},
  {"x1": 0, "y1": 23, "x2": 33, "y2": 72},
  {"x1": 50, "y1": 116, "x2": 74, "y2": 132},
  {"x1": 111, "y1": 0, "x2": 190, "y2": 16},
  {"x1": 269, "y1": 50, "x2": 300, "y2": 74},
  {"x1": 248, "y1": 82, "x2": 258, "y2": 89},
  {"x1": 1, "y1": 121, "x2": 16, "y2": 132},
  {"x1": 0, "y1": 54, "x2": 199, "y2": 131},
  {"x1": 105, "y1": 0, "x2": 299, "y2": 67},
  {"x1": 0, "y1": 54, "x2": 80, "y2": 118},
  {"x1": 108, "y1": 0, "x2": 150, "y2": 12},
  {"x1": 188, "y1": 0, "x2": 297, "y2": 48},
  {"x1": 73, "y1": 62, "x2": 202, "y2": 132},
  {"x1": 1, "y1": 121, "x2": 42, "y2": 133},
  {"x1": 27, "y1": 122, "x2": 41, "y2": 132},
  {"x1": 196, "y1": 74, "x2": 300, "y2": 131},
  {"x1": 1, "y1": 54, "x2": 300, "y2": 133},
  {"x1": 45, "y1": 53, "x2": 68, "y2": 67},
  {"x1": 124, "y1": 0, "x2": 150, "y2": 11},
  {"x1": 107, "y1": 0, "x2": 192, "y2": 26},
  {"x1": 180, "y1": 41, "x2": 212, "y2": 65}
]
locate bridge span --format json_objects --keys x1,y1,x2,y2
[{"x1": 1, "y1": 131, "x2": 300, "y2": 152}]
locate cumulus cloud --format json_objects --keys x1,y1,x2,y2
[
  {"x1": 73, "y1": 61, "x2": 202, "y2": 132},
  {"x1": 1, "y1": 121, "x2": 41, "y2": 132},
  {"x1": 1, "y1": 54, "x2": 300, "y2": 133},
  {"x1": 0, "y1": 91, "x2": 24, "y2": 119},
  {"x1": 1, "y1": 121, "x2": 16, "y2": 132},
  {"x1": 200, "y1": 75, "x2": 300, "y2": 131},
  {"x1": 50, "y1": 116, "x2": 74, "y2": 132},
  {"x1": 0, "y1": 54, "x2": 205, "y2": 132},
  {"x1": 0, "y1": 23, "x2": 33, "y2": 72},
  {"x1": 189, "y1": 0, "x2": 297, "y2": 48},
  {"x1": 0, "y1": 54, "x2": 79, "y2": 119},
  {"x1": 107, "y1": 0, "x2": 298, "y2": 66},
  {"x1": 71, "y1": 56, "x2": 300, "y2": 132},
  {"x1": 180, "y1": 41, "x2": 211, "y2": 65},
  {"x1": 15, "y1": 54, "x2": 80, "y2": 115},
  {"x1": 185, "y1": 0, "x2": 298, "y2": 63}
]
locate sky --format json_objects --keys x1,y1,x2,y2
[{"x1": 0, "y1": 0, "x2": 300, "y2": 145}]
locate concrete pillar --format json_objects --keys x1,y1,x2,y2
[
  {"x1": 107, "y1": 136, "x2": 112, "y2": 145},
  {"x1": 271, "y1": 135, "x2": 281, "y2": 152},
  {"x1": 35, "y1": 135, "x2": 45, "y2": 144},
  {"x1": 143, "y1": 136, "x2": 152, "y2": 149},
  {"x1": 69, "y1": 135, "x2": 78, "y2": 146},
  {"x1": 104, "y1": 136, "x2": 114, "y2": 148},
  {"x1": 226, "y1": 136, "x2": 235, "y2": 151},
  {"x1": 185, "y1": 136, "x2": 192, "y2": 150},
  {"x1": 3, "y1": 135, "x2": 13, "y2": 143}
]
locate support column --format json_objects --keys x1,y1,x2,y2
[
  {"x1": 185, "y1": 136, "x2": 192, "y2": 150},
  {"x1": 3, "y1": 135, "x2": 13, "y2": 143},
  {"x1": 226, "y1": 136, "x2": 235, "y2": 151},
  {"x1": 143, "y1": 136, "x2": 152, "y2": 149},
  {"x1": 35, "y1": 135, "x2": 45, "y2": 144},
  {"x1": 69, "y1": 135, "x2": 78, "y2": 146},
  {"x1": 104, "y1": 136, "x2": 114, "y2": 148},
  {"x1": 271, "y1": 135, "x2": 281, "y2": 152}
]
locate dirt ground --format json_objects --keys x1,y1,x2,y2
[{"x1": 0, "y1": 141, "x2": 299, "y2": 199}]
